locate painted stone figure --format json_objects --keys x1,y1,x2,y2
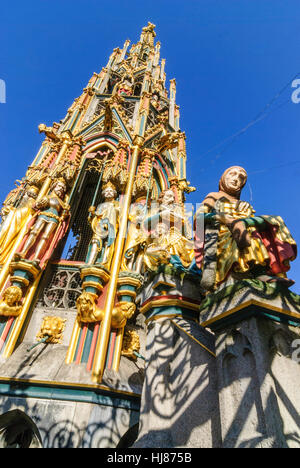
[
  {"x1": 17, "y1": 178, "x2": 70, "y2": 263},
  {"x1": 144, "y1": 221, "x2": 194, "y2": 272},
  {"x1": 151, "y1": 91, "x2": 162, "y2": 110},
  {"x1": 146, "y1": 188, "x2": 185, "y2": 233},
  {"x1": 142, "y1": 188, "x2": 196, "y2": 272},
  {"x1": 121, "y1": 203, "x2": 148, "y2": 273},
  {"x1": 195, "y1": 166, "x2": 297, "y2": 290},
  {"x1": 115, "y1": 75, "x2": 134, "y2": 97},
  {"x1": 0, "y1": 185, "x2": 39, "y2": 264},
  {"x1": 86, "y1": 181, "x2": 119, "y2": 269}
]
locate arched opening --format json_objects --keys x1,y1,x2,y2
[
  {"x1": 60, "y1": 145, "x2": 114, "y2": 262},
  {"x1": 0, "y1": 409, "x2": 43, "y2": 448},
  {"x1": 133, "y1": 74, "x2": 144, "y2": 97}
]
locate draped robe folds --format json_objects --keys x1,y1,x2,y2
[
  {"x1": 90, "y1": 200, "x2": 119, "y2": 268},
  {"x1": 195, "y1": 200, "x2": 297, "y2": 285},
  {"x1": 15, "y1": 193, "x2": 70, "y2": 268},
  {"x1": 0, "y1": 202, "x2": 35, "y2": 264},
  {"x1": 144, "y1": 227, "x2": 194, "y2": 272},
  {"x1": 121, "y1": 219, "x2": 147, "y2": 271}
]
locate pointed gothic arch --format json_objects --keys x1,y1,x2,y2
[{"x1": 57, "y1": 141, "x2": 118, "y2": 262}]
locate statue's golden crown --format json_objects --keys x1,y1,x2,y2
[{"x1": 102, "y1": 181, "x2": 117, "y2": 191}]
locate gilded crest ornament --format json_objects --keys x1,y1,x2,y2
[{"x1": 36, "y1": 316, "x2": 66, "y2": 344}]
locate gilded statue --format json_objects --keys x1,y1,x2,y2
[
  {"x1": 114, "y1": 74, "x2": 134, "y2": 97},
  {"x1": 17, "y1": 178, "x2": 69, "y2": 263},
  {"x1": 145, "y1": 188, "x2": 185, "y2": 233},
  {"x1": 76, "y1": 291, "x2": 103, "y2": 323},
  {"x1": 86, "y1": 181, "x2": 119, "y2": 269},
  {"x1": 151, "y1": 91, "x2": 162, "y2": 111},
  {"x1": 121, "y1": 203, "x2": 148, "y2": 273},
  {"x1": 142, "y1": 188, "x2": 195, "y2": 272},
  {"x1": 0, "y1": 185, "x2": 39, "y2": 264},
  {"x1": 144, "y1": 221, "x2": 194, "y2": 272},
  {"x1": 76, "y1": 292, "x2": 135, "y2": 328},
  {"x1": 111, "y1": 301, "x2": 136, "y2": 328},
  {"x1": 121, "y1": 330, "x2": 141, "y2": 360},
  {"x1": 195, "y1": 166, "x2": 297, "y2": 290},
  {"x1": 0, "y1": 286, "x2": 23, "y2": 317},
  {"x1": 1, "y1": 186, "x2": 22, "y2": 218}
]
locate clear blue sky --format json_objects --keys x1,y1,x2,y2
[{"x1": 0, "y1": 0, "x2": 300, "y2": 292}]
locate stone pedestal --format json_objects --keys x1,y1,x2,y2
[
  {"x1": 133, "y1": 317, "x2": 221, "y2": 448},
  {"x1": 199, "y1": 280, "x2": 300, "y2": 448}
]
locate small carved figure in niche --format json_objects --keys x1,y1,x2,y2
[
  {"x1": 151, "y1": 91, "x2": 162, "y2": 111},
  {"x1": 0, "y1": 286, "x2": 23, "y2": 317},
  {"x1": 145, "y1": 188, "x2": 190, "y2": 240},
  {"x1": 36, "y1": 316, "x2": 66, "y2": 344},
  {"x1": 195, "y1": 166, "x2": 297, "y2": 290},
  {"x1": 0, "y1": 185, "x2": 39, "y2": 264},
  {"x1": 86, "y1": 181, "x2": 119, "y2": 269},
  {"x1": 115, "y1": 75, "x2": 134, "y2": 97},
  {"x1": 76, "y1": 291, "x2": 103, "y2": 323},
  {"x1": 103, "y1": 101, "x2": 113, "y2": 132},
  {"x1": 17, "y1": 178, "x2": 69, "y2": 263}
]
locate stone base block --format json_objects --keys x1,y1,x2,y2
[{"x1": 199, "y1": 279, "x2": 300, "y2": 331}]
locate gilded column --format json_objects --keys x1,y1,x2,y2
[{"x1": 92, "y1": 137, "x2": 143, "y2": 383}]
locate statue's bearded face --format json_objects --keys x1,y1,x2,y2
[
  {"x1": 162, "y1": 190, "x2": 175, "y2": 205},
  {"x1": 154, "y1": 222, "x2": 168, "y2": 237},
  {"x1": 27, "y1": 187, "x2": 38, "y2": 199},
  {"x1": 103, "y1": 187, "x2": 116, "y2": 200},
  {"x1": 54, "y1": 182, "x2": 66, "y2": 198}
]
